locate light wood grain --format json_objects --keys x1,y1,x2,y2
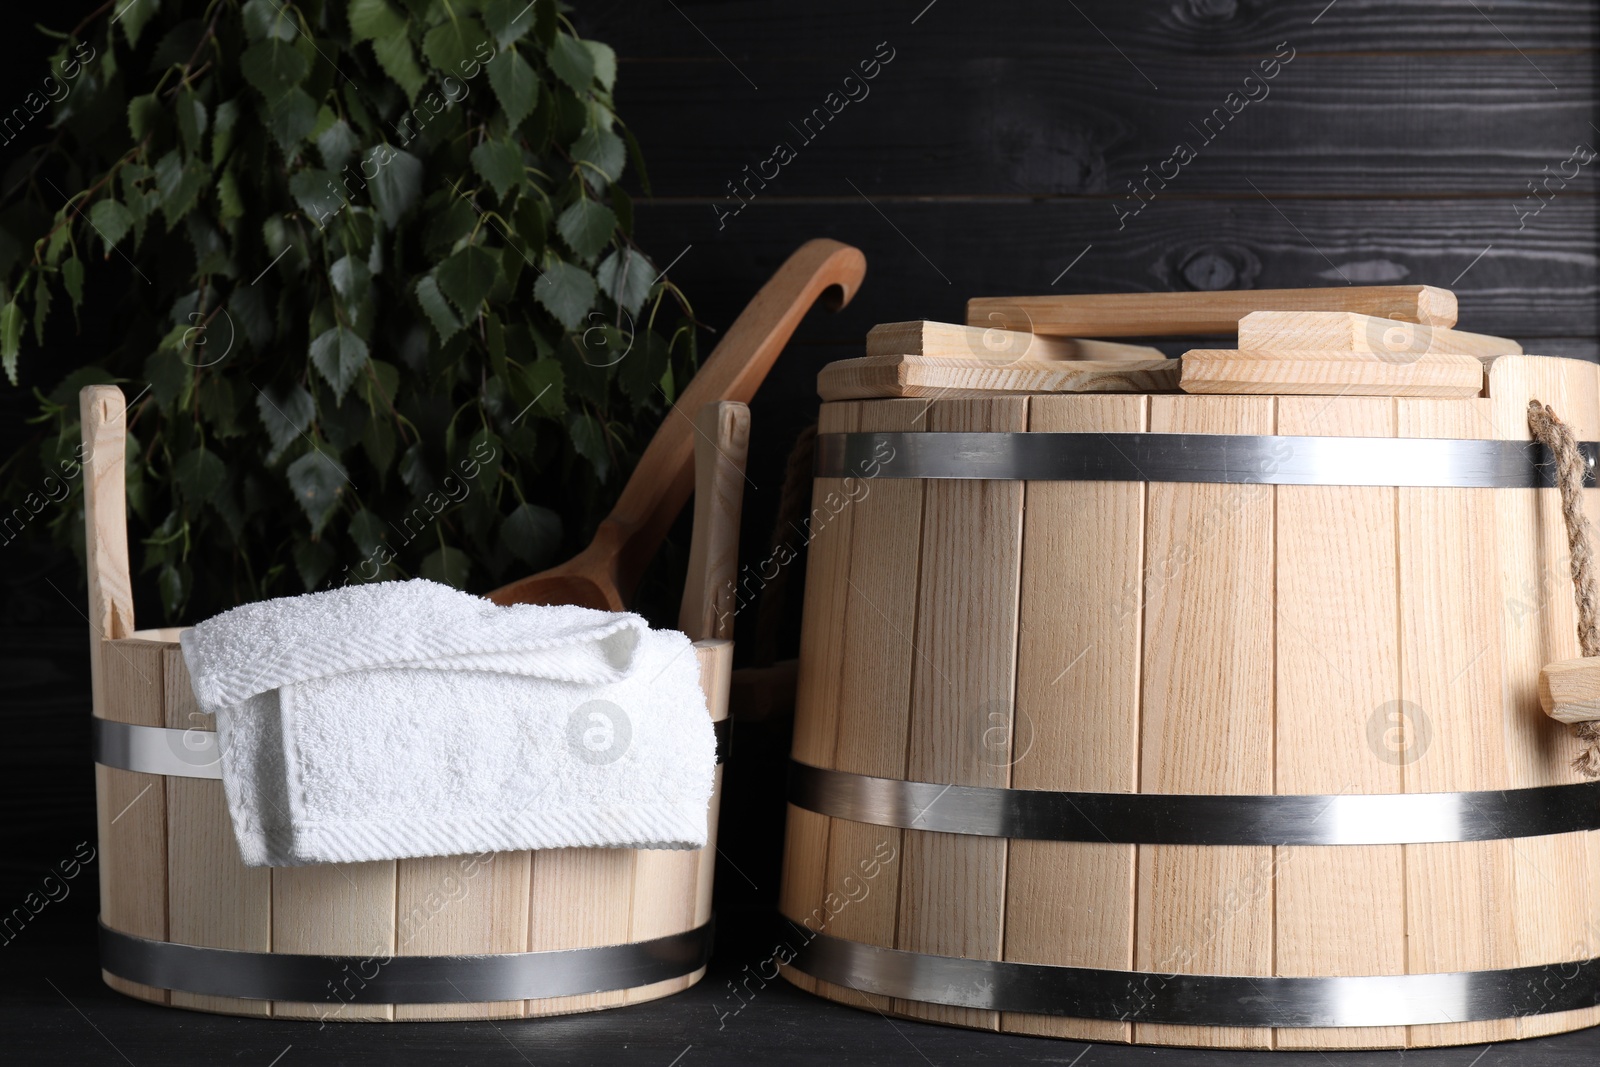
[
  {"x1": 1397, "y1": 397, "x2": 1515, "y2": 1047},
  {"x1": 866, "y1": 320, "x2": 1163, "y2": 362},
  {"x1": 894, "y1": 396, "x2": 1028, "y2": 1031},
  {"x1": 781, "y1": 400, "x2": 862, "y2": 998},
  {"x1": 1272, "y1": 396, "x2": 1406, "y2": 1049},
  {"x1": 524, "y1": 847, "x2": 635, "y2": 1016},
  {"x1": 1539, "y1": 657, "x2": 1600, "y2": 722},
  {"x1": 1238, "y1": 311, "x2": 1520, "y2": 357},
  {"x1": 679, "y1": 402, "x2": 751, "y2": 641},
  {"x1": 969, "y1": 286, "x2": 1458, "y2": 337},
  {"x1": 395, "y1": 853, "x2": 531, "y2": 1019},
  {"x1": 812, "y1": 400, "x2": 927, "y2": 1014},
  {"x1": 95, "y1": 639, "x2": 169, "y2": 1005},
  {"x1": 1180, "y1": 349, "x2": 1484, "y2": 397},
  {"x1": 1002, "y1": 394, "x2": 1147, "y2": 1043},
  {"x1": 818, "y1": 353, "x2": 1177, "y2": 401},
  {"x1": 271, "y1": 861, "x2": 397, "y2": 1021},
  {"x1": 1481, "y1": 355, "x2": 1600, "y2": 1040},
  {"x1": 1135, "y1": 395, "x2": 1275, "y2": 1049}
]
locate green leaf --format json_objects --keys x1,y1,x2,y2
[
  {"x1": 176, "y1": 91, "x2": 208, "y2": 156},
  {"x1": 127, "y1": 93, "x2": 162, "y2": 141},
  {"x1": 421, "y1": 17, "x2": 491, "y2": 75},
  {"x1": 158, "y1": 563, "x2": 186, "y2": 618},
  {"x1": 349, "y1": 508, "x2": 387, "y2": 555},
  {"x1": 370, "y1": 32, "x2": 426, "y2": 102},
  {"x1": 212, "y1": 99, "x2": 241, "y2": 166},
  {"x1": 287, "y1": 451, "x2": 348, "y2": 535},
  {"x1": 486, "y1": 47, "x2": 538, "y2": 128},
  {"x1": 555, "y1": 198, "x2": 616, "y2": 262},
  {"x1": 499, "y1": 502, "x2": 562, "y2": 567},
  {"x1": 470, "y1": 138, "x2": 523, "y2": 201},
  {"x1": 309, "y1": 326, "x2": 370, "y2": 401},
  {"x1": 571, "y1": 126, "x2": 625, "y2": 190},
  {"x1": 173, "y1": 448, "x2": 227, "y2": 506},
  {"x1": 0, "y1": 301, "x2": 20, "y2": 383},
  {"x1": 242, "y1": 0, "x2": 297, "y2": 40},
  {"x1": 316, "y1": 118, "x2": 359, "y2": 170},
  {"x1": 360, "y1": 410, "x2": 396, "y2": 474},
  {"x1": 61, "y1": 256, "x2": 85, "y2": 310},
  {"x1": 331, "y1": 254, "x2": 372, "y2": 309},
  {"x1": 436, "y1": 245, "x2": 498, "y2": 315},
  {"x1": 420, "y1": 544, "x2": 471, "y2": 588},
  {"x1": 217, "y1": 169, "x2": 245, "y2": 223},
  {"x1": 583, "y1": 40, "x2": 618, "y2": 92},
  {"x1": 533, "y1": 258, "x2": 595, "y2": 330},
  {"x1": 289, "y1": 168, "x2": 344, "y2": 226},
  {"x1": 262, "y1": 88, "x2": 319, "y2": 154},
  {"x1": 144, "y1": 345, "x2": 192, "y2": 412},
  {"x1": 366, "y1": 145, "x2": 422, "y2": 227},
  {"x1": 241, "y1": 40, "x2": 311, "y2": 103},
  {"x1": 31, "y1": 273, "x2": 51, "y2": 346},
  {"x1": 256, "y1": 384, "x2": 315, "y2": 461},
  {"x1": 596, "y1": 248, "x2": 653, "y2": 316},
  {"x1": 154, "y1": 150, "x2": 206, "y2": 230},
  {"x1": 415, "y1": 274, "x2": 462, "y2": 341},
  {"x1": 348, "y1": 0, "x2": 408, "y2": 42},
  {"x1": 116, "y1": 0, "x2": 159, "y2": 48},
  {"x1": 547, "y1": 33, "x2": 595, "y2": 94},
  {"x1": 88, "y1": 200, "x2": 134, "y2": 253},
  {"x1": 567, "y1": 411, "x2": 609, "y2": 481},
  {"x1": 293, "y1": 537, "x2": 336, "y2": 591},
  {"x1": 483, "y1": 0, "x2": 537, "y2": 47},
  {"x1": 518, "y1": 358, "x2": 566, "y2": 417}
]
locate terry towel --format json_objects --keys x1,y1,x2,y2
[{"x1": 179, "y1": 579, "x2": 715, "y2": 867}]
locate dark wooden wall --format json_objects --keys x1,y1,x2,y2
[{"x1": 575, "y1": 0, "x2": 1599, "y2": 659}]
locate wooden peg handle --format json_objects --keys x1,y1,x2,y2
[
  {"x1": 679, "y1": 402, "x2": 751, "y2": 641},
  {"x1": 81, "y1": 384, "x2": 134, "y2": 643}
]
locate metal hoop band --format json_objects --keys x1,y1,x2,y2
[
  {"x1": 100, "y1": 919, "x2": 714, "y2": 1004},
  {"x1": 92, "y1": 716, "x2": 731, "y2": 780},
  {"x1": 782, "y1": 926, "x2": 1600, "y2": 1028},
  {"x1": 788, "y1": 761, "x2": 1600, "y2": 846},
  {"x1": 814, "y1": 431, "x2": 1600, "y2": 488}
]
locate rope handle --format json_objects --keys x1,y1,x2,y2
[{"x1": 1527, "y1": 400, "x2": 1600, "y2": 777}]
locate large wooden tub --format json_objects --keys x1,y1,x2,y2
[{"x1": 779, "y1": 354, "x2": 1600, "y2": 1049}]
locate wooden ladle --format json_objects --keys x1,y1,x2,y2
[{"x1": 488, "y1": 239, "x2": 866, "y2": 610}]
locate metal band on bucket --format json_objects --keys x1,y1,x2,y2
[
  {"x1": 813, "y1": 431, "x2": 1600, "y2": 488},
  {"x1": 788, "y1": 761, "x2": 1600, "y2": 846},
  {"x1": 782, "y1": 927, "x2": 1600, "y2": 1028},
  {"x1": 92, "y1": 716, "x2": 731, "y2": 779},
  {"x1": 100, "y1": 919, "x2": 714, "y2": 1004}
]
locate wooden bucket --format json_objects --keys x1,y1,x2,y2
[
  {"x1": 84, "y1": 386, "x2": 728, "y2": 1020},
  {"x1": 778, "y1": 354, "x2": 1600, "y2": 1049}
]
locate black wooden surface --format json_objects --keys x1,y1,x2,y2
[{"x1": 5, "y1": 1, "x2": 1600, "y2": 1062}]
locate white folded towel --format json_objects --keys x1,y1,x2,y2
[{"x1": 179, "y1": 579, "x2": 716, "y2": 867}]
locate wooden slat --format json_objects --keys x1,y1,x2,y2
[
  {"x1": 163, "y1": 645, "x2": 271, "y2": 1016},
  {"x1": 626, "y1": 640, "x2": 732, "y2": 1006},
  {"x1": 1238, "y1": 311, "x2": 1520, "y2": 357},
  {"x1": 781, "y1": 401, "x2": 862, "y2": 996},
  {"x1": 819, "y1": 354, "x2": 1178, "y2": 401},
  {"x1": 95, "y1": 639, "x2": 168, "y2": 1005},
  {"x1": 1002, "y1": 394, "x2": 1147, "y2": 1042},
  {"x1": 1396, "y1": 396, "x2": 1515, "y2": 1047},
  {"x1": 1539, "y1": 657, "x2": 1600, "y2": 722},
  {"x1": 1134, "y1": 395, "x2": 1275, "y2": 1049},
  {"x1": 813, "y1": 400, "x2": 928, "y2": 1014},
  {"x1": 1482, "y1": 355, "x2": 1600, "y2": 1040},
  {"x1": 394, "y1": 852, "x2": 531, "y2": 1020},
  {"x1": 1271, "y1": 396, "x2": 1406, "y2": 1049},
  {"x1": 1180, "y1": 349, "x2": 1483, "y2": 397},
  {"x1": 271, "y1": 861, "x2": 396, "y2": 1021},
  {"x1": 679, "y1": 404, "x2": 751, "y2": 641},
  {"x1": 865, "y1": 320, "x2": 1162, "y2": 362},
  {"x1": 525, "y1": 848, "x2": 635, "y2": 1016},
  {"x1": 894, "y1": 396, "x2": 1028, "y2": 1030},
  {"x1": 970, "y1": 287, "x2": 1456, "y2": 338}
]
